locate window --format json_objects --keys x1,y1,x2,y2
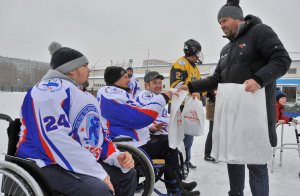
[
  {"x1": 282, "y1": 86, "x2": 297, "y2": 103},
  {"x1": 288, "y1": 68, "x2": 297, "y2": 74}
]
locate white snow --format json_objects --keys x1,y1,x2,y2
[{"x1": 0, "y1": 92, "x2": 299, "y2": 196}]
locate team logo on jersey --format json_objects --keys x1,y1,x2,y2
[
  {"x1": 141, "y1": 92, "x2": 154, "y2": 100},
  {"x1": 105, "y1": 86, "x2": 122, "y2": 94},
  {"x1": 85, "y1": 115, "x2": 101, "y2": 146},
  {"x1": 178, "y1": 60, "x2": 186, "y2": 66},
  {"x1": 73, "y1": 104, "x2": 102, "y2": 159},
  {"x1": 37, "y1": 79, "x2": 63, "y2": 92}
]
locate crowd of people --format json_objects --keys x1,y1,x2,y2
[{"x1": 14, "y1": 0, "x2": 293, "y2": 195}]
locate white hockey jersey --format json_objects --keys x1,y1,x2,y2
[
  {"x1": 97, "y1": 86, "x2": 166, "y2": 147},
  {"x1": 128, "y1": 75, "x2": 141, "y2": 99},
  {"x1": 136, "y1": 90, "x2": 170, "y2": 135},
  {"x1": 17, "y1": 70, "x2": 123, "y2": 181}
]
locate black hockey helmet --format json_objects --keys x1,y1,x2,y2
[{"x1": 183, "y1": 39, "x2": 201, "y2": 57}]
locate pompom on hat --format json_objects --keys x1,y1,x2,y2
[
  {"x1": 48, "y1": 42, "x2": 89, "y2": 74},
  {"x1": 104, "y1": 66, "x2": 127, "y2": 85},
  {"x1": 217, "y1": 0, "x2": 244, "y2": 22}
]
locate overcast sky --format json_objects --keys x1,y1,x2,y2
[{"x1": 0, "y1": 0, "x2": 300, "y2": 68}]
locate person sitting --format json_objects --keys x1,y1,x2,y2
[
  {"x1": 136, "y1": 71, "x2": 200, "y2": 193},
  {"x1": 276, "y1": 89, "x2": 298, "y2": 124},
  {"x1": 97, "y1": 66, "x2": 200, "y2": 196},
  {"x1": 16, "y1": 42, "x2": 136, "y2": 196}
]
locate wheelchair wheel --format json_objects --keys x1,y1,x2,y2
[
  {"x1": 0, "y1": 161, "x2": 43, "y2": 196},
  {"x1": 116, "y1": 143, "x2": 155, "y2": 196}
]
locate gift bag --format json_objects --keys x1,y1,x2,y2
[
  {"x1": 182, "y1": 96, "x2": 205, "y2": 136},
  {"x1": 168, "y1": 89, "x2": 188, "y2": 149},
  {"x1": 211, "y1": 83, "x2": 272, "y2": 164}
]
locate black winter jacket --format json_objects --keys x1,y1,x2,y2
[{"x1": 189, "y1": 15, "x2": 291, "y2": 147}]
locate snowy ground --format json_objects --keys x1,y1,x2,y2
[{"x1": 0, "y1": 92, "x2": 299, "y2": 196}]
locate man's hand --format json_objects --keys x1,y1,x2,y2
[
  {"x1": 178, "y1": 85, "x2": 189, "y2": 91},
  {"x1": 244, "y1": 79, "x2": 261, "y2": 93},
  {"x1": 191, "y1": 92, "x2": 200, "y2": 100},
  {"x1": 150, "y1": 122, "x2": 167, "y2": 132},
  {"x1": 162, "y1": 90, "x2": 173, "y2": 99},
  {"x1": 292, "y1": 119, "x2": 298, "y2": 124},
  {"x1": 117, "y1": 152, "x2": 134, "y2": 169},
  {"x1": 103, "y1": 175, "x2": 115, "y2": 195},
  {"x1": 278, "y1": 120, "x2": 286, "y2": 124}
]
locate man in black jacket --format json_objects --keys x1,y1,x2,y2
[{"x1": 179, "y1": 0, "x2": 291, "y2": 195}]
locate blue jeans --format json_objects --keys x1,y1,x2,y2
[
  {"x1": 183, "y1": 134, "x2": 194, "y2": 162},
  {"x1": 227, "y1": 164, "x2": 269, "y2": 196}
]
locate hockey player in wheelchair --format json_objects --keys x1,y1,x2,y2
[
  {"x1": 1, "y1": 42, "x2": 137, "y2": 196},
  {"x1": 97, "y1": 66, "x2": 200, "y2": 196}
]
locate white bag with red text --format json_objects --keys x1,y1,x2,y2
[
  {"x1": 168, "y1": 89, "x2": 188, "y2": 149},
  {"x1": 182, "y1": 96, "x2": 205, "y2": 136},
  {"x1": 211, "y1": 83, "x2": 272, "y2": 164}
]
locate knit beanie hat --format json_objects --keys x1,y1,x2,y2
[
  {"x1": 276, "y1": 90, "x2": 287, "y2": 101},
  {"x1": 217, "y1": 0, "x2": 244, "y2": 22},
  {"x1": 48, "y1": 42, "x2": 89, "y2": 74},
  {"x1": 104, "y1": 66, "x2": 127, "y2": 85}
]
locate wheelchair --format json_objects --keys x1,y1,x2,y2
[
  {"x1": 0, "y1": 113, "x2": 187, "y2": 196},
  {"x1": 114, "y1": 137, "x2": 188, "y2": 196},
  {"x1": 0, "y1": 113, "x2": 56, "y2": 196}
]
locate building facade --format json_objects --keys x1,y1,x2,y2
[{"x1": 88, "y1": 60, "x2": 300, "y2": 104}]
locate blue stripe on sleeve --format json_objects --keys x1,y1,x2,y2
[{"x1": 100, "y1": 95, "x2": 155, "y2": 129}]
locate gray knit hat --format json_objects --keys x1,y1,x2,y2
[
  {"x1": 217, "y1": 0, "x2": 244, "y2": 22},
  {"x1": 48, "y1": 42, "x2": 89, "y2": 74}
]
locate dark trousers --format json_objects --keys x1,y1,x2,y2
[
  {"x1": 41, "y1": 164, "x2": 112, "y2": 196},
  {"x1": 140, "y1": 135, "x2": 182, "y2": 192},
  {"x1": 227, "y1": 164, "x2": 269, "y2": 196},
  {"x1": 99, "y1": 161, "x2": 136, "y2": 196},
  {"x1": 204, "y1": 120, "x2": 213, "y2": 157}
]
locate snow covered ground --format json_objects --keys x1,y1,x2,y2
[{"x1": 0, "y1": 92, "x2": 299, "y2": 196}]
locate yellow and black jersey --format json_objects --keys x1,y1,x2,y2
[{"x1": 170, "y1": 56, "x2": 201, "y2": 88}]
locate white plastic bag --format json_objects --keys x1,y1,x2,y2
[
  {"x1": 168, "y1": 89, "x2": 188, "y2": 149},
  {"x1": 211, "y1": 83, "x2": 272, "y2": 164},
  {"x1": 182, "y1": 96, "x2": 205, "y2": 136}
]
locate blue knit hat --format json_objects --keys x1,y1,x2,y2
[{"x1": 276, "y1": 90, "x2": 287, "y2": 101}]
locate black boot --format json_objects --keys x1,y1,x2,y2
[
  {"x1": 182, "y1": 189, "x2": 200, "y2": 196},
  {"x1": 181, "y1": 181, "x2": 197, "y2": 192},
  {"x1": 204, "y1": 155, "x2": 216, "y2": 163}
]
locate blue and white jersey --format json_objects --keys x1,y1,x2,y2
[
  {"x1": 128, "y1": 75, "x2": 141, "y2": 99},
  {"x1": 136, "y1": 90, "x2": 170, "y2": 135},
  {"x1": 17, "y1": 74, "x2": 122, "y2": 181},
  {"x1": 97, "y1": 86, "x2": 166, "y2": 147}
]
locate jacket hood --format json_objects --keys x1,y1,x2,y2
[
  {"x1": 41, "y1": 69, "x2": 83, "y2": 90},
  {"x1": 237, "y1": 15, "x2": 262, "y2": 37},
  {"x1": 225, "y1": 14, "x2": 263, "y2": 41}
]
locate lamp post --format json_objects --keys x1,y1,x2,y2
[
  {"x1": 146, "y1": 49, "x2": 150, "y2": 73},
  {"x1": 91, "y1": 59, "x2": 99, "y2": 95}
]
